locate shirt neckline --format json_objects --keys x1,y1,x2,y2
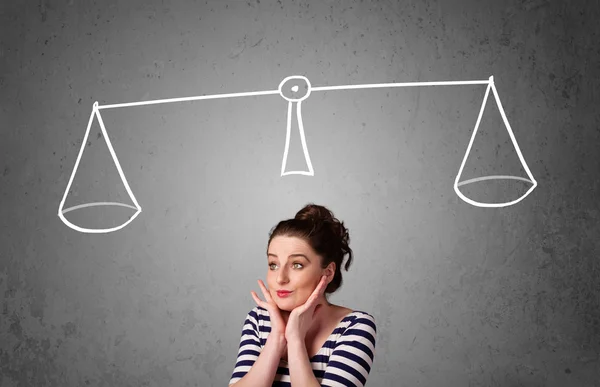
[{"x1": 280, "y1": 310, "x2": 357, "y2": 363}]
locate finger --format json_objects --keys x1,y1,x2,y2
[
  {"x1": 251, "y1": 291, "x2": 261, "y2": 304},
  {"x1": 257, "y1": 280, "x2": 274, "y2": 303},
  {"x1": 251, "y1": 291, "x2": 266, "y2": 308},
  {"x1": 302, "y1": 299, "x2": 319, "y2": 315},
  {"x1": 312, "y1": 276, "x2": 328, "y2": 298},
  {"x1": 319, "y1": 275, "x2": 328, "y2": 293},
  {"x1": 305, "y1": 276, "x2": 328, "y2": 311}
]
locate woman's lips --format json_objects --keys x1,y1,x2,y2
[{"x1": 276, "y1": 291, "x2": 292, "y2": 298}]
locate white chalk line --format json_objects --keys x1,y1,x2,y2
[
  {"x1": 456, "y1": 175, "x2": 534, "y2": 187},
  {"x1": 98, "y1": 89, "x2": 280, "y2": 110},
  {"x1": 61, "y1": 202, "x2": 139, "y2": 214},
  {"x1": 95, "y1": 79, "x2": 492, "y2": 110},
  {"x1": 281, "y1": 100, "x2": 314, "y2": 176}
]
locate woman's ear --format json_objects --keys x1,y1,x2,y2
[{"x1": 325, "y1": 263, "x2": 336, "y2": 282}]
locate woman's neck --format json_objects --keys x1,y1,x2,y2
[{"x1": 280, "y1": 298, "x2": 333, "y2": 327}]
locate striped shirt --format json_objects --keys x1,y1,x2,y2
[{"x1": 229, "y1": 306, "x2": 376, "y2": 386}]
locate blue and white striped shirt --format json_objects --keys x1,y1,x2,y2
[{"x1": 229, "y1": 306, "x2": 376, "y2": 386}]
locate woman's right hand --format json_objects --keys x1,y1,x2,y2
[{"x1": 251, "y1": 279, "x2": 287, "y2": 338}]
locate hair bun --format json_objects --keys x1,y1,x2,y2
[
  {"x1": 294, "y1": 203, "x2": 334, "y2": 223},
  {"x1": 295, "y1": 204, "x2": 349, "y2": 244}
]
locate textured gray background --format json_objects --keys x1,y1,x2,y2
[{"x1": 1, "y1": 0, "x2": 599, "y2": 386}]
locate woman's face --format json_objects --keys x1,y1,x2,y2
[{"x1": 266, "y1": 235, "x2": 334, "y2": 312}]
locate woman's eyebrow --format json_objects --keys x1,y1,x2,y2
[{"x1": 267, "y1": 253, "x2": 310, "y2": 262}]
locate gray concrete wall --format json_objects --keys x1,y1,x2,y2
[{"x1": 1, "y1": 0, "x2": 599, "y2": 386}]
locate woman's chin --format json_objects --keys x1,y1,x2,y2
[{"x1": 275, "y1": 302, "x2": 295, "y2": 311}]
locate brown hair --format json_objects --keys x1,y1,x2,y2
[{"x1": 267, "y1": 203, "x2": 353, "y2": 296}]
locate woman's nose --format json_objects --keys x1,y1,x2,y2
[{"x1": 276, "y1": 271, "x2": 289, "y2": 283}]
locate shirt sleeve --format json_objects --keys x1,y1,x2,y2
[
  {"x1": 229, "y1": 307, "x2": 263, "y2": 386},
  {"x1": 320, "y1": 313, "x2": 377, "y2": 387}
]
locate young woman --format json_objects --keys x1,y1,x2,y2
[{"x1": 229, "y1": 204, "x2": 377, "y2": 386}]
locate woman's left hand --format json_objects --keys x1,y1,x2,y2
[{"x1": 285, "y1": 275, "x2": 329, "y2": 343}]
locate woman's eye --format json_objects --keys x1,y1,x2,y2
[{"x1": 268, "y1": 263, "x2": 302, "y2": 270}]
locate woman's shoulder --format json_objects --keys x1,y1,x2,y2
[
  {"x1": 243, "y1": 306, "x2": 271, "y2": 322},
  {"x1": 338, "y1": 307, "x2": 377, "y2": 331},
  {"x1": 335, "y1": 305, "x2": 374, "y2": 320},
  {"x1": 244, "y1": 305, "x2": 267, "y2": 315}
]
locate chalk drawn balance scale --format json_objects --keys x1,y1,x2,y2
[{"x1": 58, "y1": 74, "x2": 538, "y2": 234}]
